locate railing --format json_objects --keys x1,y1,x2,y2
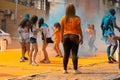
[{"x1": 7, "y1": 0, "x2": 49, "y2": 10}]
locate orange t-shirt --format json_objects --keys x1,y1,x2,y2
[
  {"x1": 60, "y1": 16, "x2": 81, "y2": 36},
  {"x1": 54, "y1": 29, "x2": 61, "y2": 43}
]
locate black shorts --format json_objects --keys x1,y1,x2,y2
[
  {"x1": 42, "y1": 37, "x2": 54, "y2": 43},
  {"x1": 46, "y1": 38, "x2": 54, "y2": 43},
  {"x1": 30, "y1": 37, "x2": 37, "y2": 44}
]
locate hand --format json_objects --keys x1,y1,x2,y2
[
  {"x1": 79, "y1": 39, "x2": 83, "y2": 45},
  {"x1": 113, "y1": 36, "x2": 120, "y2": 40}
]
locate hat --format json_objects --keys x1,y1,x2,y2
[
  {"x1": 109, "y1": 7, "x2": 116, "y2": 15},
  {"x1": 39, "y1": 17, "x2": 44, "y2": 24},
  {"x1": 24, "y1": 14, "x2": 30, "y2": 19}
]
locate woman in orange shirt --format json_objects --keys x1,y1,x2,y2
[
  {"x1": 52, "y1": 22, "x2": 62, "y2": 57},
  {"x1": 61, "y1": 3, "x2": 83, "y2": 74}
]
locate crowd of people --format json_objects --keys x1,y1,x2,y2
[{"x1": 18, "y1": 3, "x2": 120, "y2": 74}]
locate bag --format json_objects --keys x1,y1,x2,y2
[{"x1": 102, "y1": 14, "x2": 112, "y2": 30}]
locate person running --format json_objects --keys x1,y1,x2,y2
[
  {"x1": 39, "y1": 17, "x2": 53, "y2": 63},
  {"x1": 29, "y1": 15, "x2": 39, "y2": 66},
  {"x1": 52, "y1": 22, "x2": 63, "y2": 57},
  {"x1": 86, "y1": 24, "x2": 97, "y2": 51},
  {"x1": 61, "y1": 3, "x2": 83, "y2": 74},
  {"x1": 101, "y1": 7, "x2": 120, "y2": 63},
  {"x1": 18, "y1": 18, "x2": 30, "y2": 62}
]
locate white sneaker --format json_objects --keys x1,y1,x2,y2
[
  {"x1": 63, "y1": 70, "x2": 68, "y2": 74},
  {"x1": 74, "y1": 70, "x2": 81, "y2": 74},
  {"x1": 32, "y1": 62, "x2": 38, "y2": 66},
  {"x1": 20, "y1": 57, "x2": 25, "y2": 62},
  {"x1": 44, "y1": 60, "x2": 50, "y2": 63}
]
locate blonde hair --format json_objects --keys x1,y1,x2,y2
[{"x1": 65, "y1": 3, "x2": 76, "y2": 22}]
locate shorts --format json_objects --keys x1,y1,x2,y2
[
  {"x1": 30, "y1": 37, "x2": 37, "y2": 44},
  {"x1": 105, "y1": 37, "x2": 117, "y2": 46},
  {"x1": 42, "y1": 38, "x2": 54, "y2": 43},
  {"x1": 18, "y1": 38, "x2": 30, "y2": 43}
]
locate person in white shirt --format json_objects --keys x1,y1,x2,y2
[
  {"x1": 18, "y1": 18, "x2": 30, "y2": 62},
  {"x1": 38, "y1": 17, "x2": 53, "y2": 63},
  {"x1": 29, "y1": 15, "x2": 39, "y2": 66}
]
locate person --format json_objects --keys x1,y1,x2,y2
[
  {"x1": 39, "y1": 17, "x2": 53, "y2": 63},
  {"x1": 101, "y1": 7, "x2": 120, "y2": 63},
  {"x1": 86, "y1": 24, "x2": 97, "y2": 51},
  {"x1": 29, "y1": 15, "x2": 39, "y2": 66},
  {"x1": 52, "y1": 22, "x2": 63, "y2": 57},
  {"x1": 18, "y1": 13, "x2": 30, "y2": 60},
  {"x1": 18, "y1": 18, "x2": 30, "y2": 62},
  {"x1": 61, "y1": 3, "x2": 83, "y2": 74}
]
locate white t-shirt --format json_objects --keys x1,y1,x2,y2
[
  {"x1": 30, "y1": 25, "x2": 37, "y2": 39},
  {"x1": 41, "y1": 24, "x2": 51, "y2": 38},
  {"x1": 18, "y1": 26, "x2": 29, "y2": 40}
]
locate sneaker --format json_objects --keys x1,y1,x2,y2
[
  {"x1": 63, "y1": 70, "x2": 68, "y2": 74},
  {"x1": 55, "y1": 55, "x2": 59, "y2": 57},
  {"x1": 59, "y1": 55, "x2": 63, "y2": 57},
  {"x1": 20, "y1": 57, "x2": 25, "y2": 62},
  {"x1": 32, "y1": 62, "x2": 38, "y2": 66},
  {"x1": 24, "y1": 57, "x2": 28, "y2": 60},
  {"x1": 109, "y1": 56, "x2": 117, "y2": 62},
  {"x1": 29, "y1": 61, "x2": 32, "y2": 64},
  {"x1": 40, "y1": 59, "x2": 46, "y2": 63},
  {"x1": 40, "y1": 59, "x2": 50, "y2": 63},
  {"x1": 74, "y1": 70, "x2": 81, "y2": 74},
  {"x1": 108, "y1": 60, "x2": 113, "y2": 63},
  {"x1": 44, "y1": 59, "x2": 50, "y2": 63}
]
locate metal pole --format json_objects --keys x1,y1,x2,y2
[
  {"x1": 119, "y1": 40, "x2": 120, "y2": 69},
  {"x1": 44, "y1": 0, "x2": 46, "y2": 10},
  {"x1": 15, "y1": 0, "x2": 18, "y2": 24}
]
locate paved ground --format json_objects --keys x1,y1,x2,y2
[{"x1": 0, "y1": 49, "x2": 120, "y2": 80}]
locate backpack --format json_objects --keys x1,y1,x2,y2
[{"x1": 101, "y1": 14, "x2": 112, "y2": 30}]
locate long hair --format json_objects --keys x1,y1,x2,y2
[
  {"x1": 54, "y1": 22, "x2": 61, "y2": 30},
  {"x1": 65, "y1": 3, "x2": 76, "y2": 22},
  {"x1": 30, "y1": 15, "x2": 38, "y2": 32},
  {"x1": 19, "y1": 18, "x2": 29, "y2": 28}
]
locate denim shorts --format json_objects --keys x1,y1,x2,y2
[{"x1": 30, "y1": 37, "x2": 37, "y2": 44}]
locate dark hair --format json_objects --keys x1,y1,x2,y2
[
  {"x1": 54, "y1": 22, "x2": 61, "y2": 30},
  {"x1": 38, "y1": 17, "x2": 44, "y2": 28},
  {"x1": 19, "y1": 18, "x2": 29, "y2": 28},
  {"x1": 65, "y1": 3, "x2": 76, "y2": 22},
  {"x1": 30, "y1": 15, "x2": 38, "y2": 25},
  {"x1": 30, "y1": 15, "x2": 38, "y2": 32}
]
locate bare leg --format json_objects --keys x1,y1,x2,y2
[
  {"x1": 32, "y1": 43, "x2": 38, "y2": 63},
  {"x1": 56, "y1": 43, "x2": 62, "y2": 56},
  {"x1": 42, "y1": 42, "x2": 49, "y2": 60},
  {"x1": 54, "y1": 43, "x2": 60, "y2": 56},
  {"x1": 21, "y1": 43, "x2": 25, "y2": 59},
  {"x1": 25, "y1": 42, "x2": 30, "y2": 58}
]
